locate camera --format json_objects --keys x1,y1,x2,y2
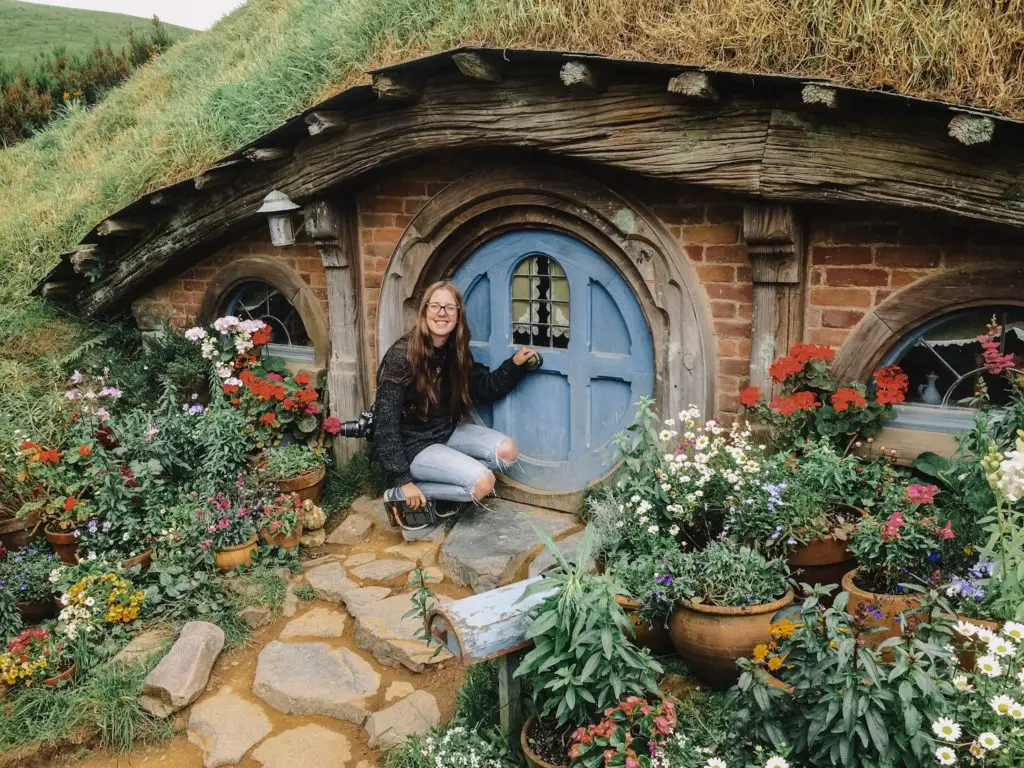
[{"x1": 339, "y1": 409, "x2": 374, "y2": 439}]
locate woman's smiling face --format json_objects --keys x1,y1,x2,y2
[{"x1": 425, "y1": 286, "x2": 459, "y2": 342}]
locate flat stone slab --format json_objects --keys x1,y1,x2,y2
[
  {"x1": 384, "y1": 681, "x2": 415, "y2": 702},
  {"x1": 282, "y1": 583, "x2": 299, "y2": 618},
  {"x1": 349, "y1": 495, "x2": 390, "y2": 527},
  {"x1": 344, "y1": 553, "x2": 376, "y2": 567},
  {"x1": 306, "y1": 562, "x2": 360, "y2": 602},
  {"x1": 440, "y1": 500, "x2": 576, "y2": 592},
  {"x1": 252, "y1": 724, "x2": 351, "y2": 768},
  {"x1": 342, "y1": 586, "x2": 393, "y2": 619},
  {"x1": 253, "y1": 641, "x2": 380, "y2": 724},
  {"x1": 280, "y1": 607, "x2": 347, "y2": 640},
  {"x1": 527, "y1": 529, "x2": 594, "y2": 577},
  {"x1": 111, "y1": 629, "x2": 171, "y2": 667},
  {"x1": 239, "y1": 604, "x2": 273, "y2": 629},
  {"x1": 386, "y1": 540, "x2": 440, "y2": 566},
  {"x1": 365, "y1": 690, "x2": 440, "y2": 749},
  {"x1": 354, "y1": 593, "x2": 453, "y2": 672},
  {"x1": 351, "y1": 559, "x2": 415, "y2": 582},
  {"x1": 188, "y1": 686, "x2": 272, "y2": 768},
  {"x1": 140, "y1": 621, "x2": 225, "y2": 717},
  {"x1": 327, "y1": 513, "x2": 376, "y2": 546},
  {"x1": 402, "y1": 523, "x2": 448, "y2": 543}
]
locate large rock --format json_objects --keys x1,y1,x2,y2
[
  {"x1": 187, "y1": 686, "x2": 272, "y2": 768},
  {"x1": 306, "y1": 562, "x2": 359, "y2": 602},
  {"x1": 364, "y1": 691, "x2": 440, "y2": 750},
  {"x1": 351, "y1": 559, "x2": 414, "y2": 582},
  {"x1": 402, "y1": 523, "x2": 448, "y2": 543},
  {"x1": 386, "y1": 540, "x2": 440, "y2": 566},
  {"x1": 110, "y1": 629, "x2": 171, "y2": 667},
  {"x1": 252, "y1": 724, "x2": 351, "y2": 768},
  {"x1": 384, "y1": 681, "x2": 415, "y2": 702},
  {"x1": 354, "y1": 593, "x2": 453, "y2": 672},
  {"x1": 139, "y1": 621, "x2": 225, "y2": 717},
  {"x1": 327, "y1": 513, "x2": 375, "y2": 545},
  {"x1": 344, "y1": 553, "x2": 376, "y2": 567},
  {"x1": 280, "y1": 607, "x2": 347, "y2": 640},
  {"x1": 527, "y1": 529, "x2": 595, "y2": 577},
  {"x1": 349, "y1": 495, "x2": 390, "y2": 527},
  {"x1": 341, "y1": 586, "x2": 393, "y2": 619},
  {"x1": 253, "y1": 641, "x2": 380, "y2": 724},
  {"x1": 282, "y1": 583, "x2": 300, "y2": 618},
  {"x1": 238, "y1": 604, "x2": 273, "y2": 629},
  {"x1": 440, "y1": 501, "x2": 576, "y2": 592},
  {"x1": 300, "y1": 528, "x2": 327, "y2": 548}
]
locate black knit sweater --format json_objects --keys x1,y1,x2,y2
[{"x1": 373, "y1": 337, "x2": 527, "y2": 486}]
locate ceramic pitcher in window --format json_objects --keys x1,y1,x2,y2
[{"x1": 917, "y1": 372, "x2": 941, "y2": 405}]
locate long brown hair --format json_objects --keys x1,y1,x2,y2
[{"x1": 405, "y1": 281, "x2": 473, "y2": 422}]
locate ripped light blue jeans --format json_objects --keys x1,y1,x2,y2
[{"x1": 408, "y1": 423, "x2": 513, "y2": 503}]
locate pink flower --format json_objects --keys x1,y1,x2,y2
[
  {"x1": 217, "y1": 518, "x2": 230, "y2": 530},
  {"x1": 198, "y1": 539, "x2": 212, "y2": 550},
  {"x1": 938, "y1": 521, "x2": 956, "y2": 540},
  {"x1": 207, "y1": 525, "x2": 216, "y2": 534},
  {"x1": 625, "y1": 756, "x2": 639, "y2": 768},
  {"x1": 267, "y1": 373, "x2": 284, "y2": 382},
  {"x1": 906, "y1": 484, "x2": 938, "y2": 505},
  {"x1": 323, "y1": 416, "x2": 342, "y2": 435},
  {"x1": 881, "y1": 511, "x2": 905, "y2": 542}
]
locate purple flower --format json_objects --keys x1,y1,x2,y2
[
  {"x1": 87, "y1": 520, "x2": 98, "y2": 534},
  {"x1": 655, "y1": 572, "x2": 673, "y2": 587},
  {"x1": 70, "y1": 370, "x2": 83, "y2": 384},
  {"x1": 928, "y1": 551, "x2": 941, "y2": 562},
  {"x1": 868, "y1": 605, "x2": 884, "y2": 620},
  {"x1": 187, "y1": 404, "x2": 205, "y2": 415},
  {"x1": 99, "y1": 386, "x2": 122, "y2": 399},
  {"x1": 94, "y1": 407, "x2": 110, "y2": 421},
  {"x1": 65, "y1": 389, "x2": 79, "y2": 401}
]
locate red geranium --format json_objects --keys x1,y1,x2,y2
[
  {"x1": 251, "y1": 325, "x2": 272, "y2": 346},
  {"x1": 259, "y1": 413, "x2": 276, "y2": 426},
  {"x1": 323, "y1": 417, "x2": 341, "y2": 435},
  {"x1": 770, "y1": 391, "x2": 819, "y2": 417},
  {"x1": 789, "y1": 343, "x2": 834, "y2": 365},
  {"x1": 831, "y1": 387, "x2": 867, "y2": 412},
  {"x1": 739, "y1": 386, "x2": 762, "y2": 407},
  {"x1": 223, "y1": 383, "x2": 239, "y2": 395},
  {"x1": 38, "y1": 449, "x2": 60, "y2": 464},
  {"x1": 78, "y1": 444, "x2": 92, "y2": 457},
  {"x1": 294, "y1": 372, "x2": 311, "y2": 386},
  {"x1": 873, "y1": 364, "x2": 908, "y2": 405},
  {"x1": 769, "y1": 355, "x2": 803, "y2": 383},
  {"x1": 63, "y1": 497, "x2": 78, "y2": 512}
]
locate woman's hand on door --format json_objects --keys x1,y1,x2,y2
[
  {"x1": 400, "y1": 482, "x2": 427, "y2": 509},
  {"x1": 512, "y1": 347, "x2": 538, "y2": 366}
]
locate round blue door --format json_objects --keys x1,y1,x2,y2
[{"x1": 453, "y1": 231, "x2": 654, "y2": 492}]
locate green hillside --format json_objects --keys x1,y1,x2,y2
[{"x1": 0, "y1": 0, "x2": 192, "y2": 70}]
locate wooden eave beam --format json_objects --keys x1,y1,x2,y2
[
  {"x1": 41, "y1": 281, "x2": 77, "y2": 299},
  {"x1": 452, "y1": 51, "x2": 506, "y2": 83},
  {"x1": 96, "y1": 217, "x2": 147, "y2": 237},
  {"x1": 304, "y1": 111, "x2": 348, "y2": 137},
  {"x1": 559, "y1": 60, "x2": 608, "y2": 92},
  {"x1": 195, "y1": 159, "x2": 244, "y2": 190},
  {"x1": 75, "y1": 73, "x2": 1024, "y2": 316},
  {"x1": 372, "y1": 72, "x2": 423, "y2": 101},
  {"x1": 667, "y1": 71, "x2": 717, "y2": 101},
  {"x1": 69, "y1": 244, "x2": 101, "y2": 275},
  {"x1": 243, "y1": 146, "x2": 293, "y2": 162}
]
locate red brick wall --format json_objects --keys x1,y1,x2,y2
[{"x1": 138, "y1": 231, "x2": 328, "y2": 329}]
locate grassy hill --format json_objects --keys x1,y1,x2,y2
[{"x1": 0, "y1": 0, "x2": 192, "y2": 71}]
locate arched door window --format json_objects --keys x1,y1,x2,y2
[
  {"x1": 881, "y1": 305, "x2": 1024, "y2": 430},
  {"x1": 511, "y1": 255, "x2": 570, "y2": 349},
  {"x1": 220, "y1": 280, "x2": 315, "y2": 363}
]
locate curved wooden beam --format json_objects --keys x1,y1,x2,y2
[{"x1": 76, "y1": 71, "x2": 1024, "y2": 314}]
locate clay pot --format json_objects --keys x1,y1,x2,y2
[
  {"x1": 259, "y1": 523, "x2": 303, "y2": 550},
  {"x1": 214, "y1": 536, "x2": 258, "y2": 572},
  {"x1": 787, "y1": 536, "x2": 856, "y2": 597},
  {"x1": 277, "y1": 465, "x2": 325, "y2": 504},
  {"x1": 16, "y1": 597, "x2": 57, "y2": 624},
  {"x1": 521, "y1": 715, "x2": 568, "y2": 768},
  {"x1": 841, "y1": 569, "x2": 925, "y2": 650},
  {"x1": 121, "y1": 550, "x2": 153, "y2": 570},
  {"x1": 44, "y1": 525, "x2": 78, "y2": 565},
  {"x1": 0, "y1": 515, "x2": 32, "y2": 551},
  {"x1": 940, "y1": 613, "x2": 1000, "y2": 670},
  {"x1": 616, "y1": 597, "x2": 675, "y2": 655},
  {"x1": 43, "y1": 661, "x2": 76, "y2": 688},
  {"x1": 668, "y1": 589, "x2": 795, "y2": 689}
]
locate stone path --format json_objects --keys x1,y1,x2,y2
[{"x1": 166, "y1": 494, "x2": 581, "y2": 768}]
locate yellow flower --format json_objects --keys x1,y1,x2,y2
[
  {"x1": 753, "y1": 644, "x2": 769, "y2": 662},
  {"x1": 767, "y1": 656, "x2": 784, "y2": 671}
]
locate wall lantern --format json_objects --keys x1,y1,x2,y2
[{"x1": 257, "y1": 190, "x2": 301, "y2": 247}]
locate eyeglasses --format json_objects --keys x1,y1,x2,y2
[{"x1": 427, "y1": 302, "x2": 459, "y2": 316}]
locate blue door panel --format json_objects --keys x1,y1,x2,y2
[{"x1": 453, "y1": 231, "x2": 654, "y2": 492}]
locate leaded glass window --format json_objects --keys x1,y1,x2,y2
[
  {"x1": 882, "y1": 306, "x2": 1024, "y2": 408},
  {"x1": 221, "y1": 280, "x2": 314, "y2": 361},
  {"x1": 511, "y1": 255, "x2": 569, "y2": 349}
]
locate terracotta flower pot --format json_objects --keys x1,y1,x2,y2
[
  {"x1": 121, "y1": 550, "x2": 153, "y2": 570},
  {"x1": 277, "y1": 465, "x2": 325, "y2": 503},
  {"x1": 259, "y1": 523, "x2": 303, "y2": 550},
  {"x1": 668, "y1": 589, "x2": 795, "y2": 689},
  {"x1": 43, "y1": 661, "x2": 76, "y2": 688},
  {"x1": 841, "y1": 569, "x2": 925, "y2": 650},
  {"x1": 0, "y1": 515, "x2": 32, "y2": 551},
  {"x1": 616, "y1": 596, "x2": 675, "y2": 655},
  {"x1": 44, "y1": 525, "x2": 78, "y2": 565},
  {"x1": 787, "y1": 536, "x2": 857, "y2": 597},
  {"x1": 16, "y1": 597, "x2": 57, "y2": 624},
  {"x1": 521, "y1": 715, "x2": 568, "y2": 768},
  {"x1": 214, "y1": 536, "x2": 258, "y2": 572}
]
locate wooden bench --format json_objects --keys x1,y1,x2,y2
[{"x1": 428, "y1": 574, "x2": 554, "y2": 754}]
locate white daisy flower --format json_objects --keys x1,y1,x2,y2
[
  {"x1": 647, "y1": 525, "x2": 659, "y2": 535},
  {"x1": 1003, "y1": 621, "x2": 1024, "y2": 640},
  {"x1": 932, "y1": 717, "x2": 962, "y2": 741},
  {"x1": 765, "y1": 759, "x2": 789, "y2": 768},
  {"x1": 978, "y1": 732, "x2": 1000, "y2": 750},
  {"x1": 969, "y1": 742, "x2": 985, "y2": 759},
  {"x1": 953, "y1": 675, "x2": 974, "y2": 692},
  {"x1": 977, "y1": 655, "x2": 1003, "y2": 678},
  {"x1": 953, "y1": 621, "x2": 977, "y2": 638},
  {"x1": 989, "y1": 636, "x2": 1017, "y2": 657},
  {"x1": 934, "y1": 746, "x2": 956, "y2": 765},
  {"x1": 976, "y1": 627, "x2": 997, "y2": 644},
  {"x1": 705, "y1": 759, "x2": 726, "y2": 768},
  {"x1": 990, "y1": 694, "x2": 1017, "y2": 716},
  {"x1": 1011, "y1": 703, "x2": 1024, "y2": 720}
]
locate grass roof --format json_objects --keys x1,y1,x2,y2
[{"x1": 1, "y1": 0, "x2": 1023, "y2": 341}]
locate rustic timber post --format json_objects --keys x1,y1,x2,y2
[
  {"x1": 743, "y1": 204, "x2": 805, "y2": 396},
  {"x1": 305, "y1": 198, "x2": 366, "y2": 464}
]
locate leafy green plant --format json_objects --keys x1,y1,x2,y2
[
  {"x1": 606, "y1": 543, "x2": 685, "y2": 627},
  {"x1": 403, "y1": 564, "x2": 443, "y2": 659},
  {"x1": 258, "y1": 442, "x2": 328, "y2": 481},
  {"x1": 384, "y1": 725, "x2": 514, "y2": 768},
  {"x1": 294, "y1": 584, "x2": 315, "y2": 601},
  {"x1": 257, "y1": 493, "x2": 301, "y2": 538},
  {"x1": 673, "y1": 541, "x2": 789, "y2": 608},
  {"x1": 515, "y1": 527, "x2": 662, "y2": 734},
  {"x1": 0, "y1": 542, "x2": 60, "y2": 602},
  {"x1": 732, "y1": 588, "x2": 956, "y2": 768}
]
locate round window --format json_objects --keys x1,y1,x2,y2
[{"x1": 220, "y1": 280, "x2": 313, "y2": 361}]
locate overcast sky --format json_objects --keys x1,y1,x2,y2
[{"x1": 21, "y1": 0, "x2": 247, "y2": 30}]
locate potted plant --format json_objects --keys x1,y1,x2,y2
[
  {"x1": 845, "y1": 483, "x2": 958, "y2": 645},
  {"x1": 197, "y1": 481, "x2": 260, "y2": 572},
  {"x1": 565, "y1": 696, "x2": 678, "y2": 767},
  {"x1": 0, "y1": 543, "x2": 60, "y2": 624},
  {"x1": 258, "y1": 493, "x2": 303, "y2": 549},
  {"x1": 606, "y1": 546, "x2": 684, "y2": 655},
  {"x1": 55, "y1": 567, "x2": 145, "y2": 653},
  {"x1": 258, "y1": 443, "x2": 329, "y2": 503},
  {"x1": 0, "y1": 628, "x2": 76, "y2": 690},
  {"x1": 739, "y1": 344, "x2": 908, "y2": 451},
  {"x1": 515, "y1": 528, "x2": 662, "y2": 767},
  {"x1": 667, "y1": 541, "x2": 793, "y2": 689}
]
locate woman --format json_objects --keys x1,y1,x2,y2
[{"x1": 374, "y1": 280, "x2": 538, "y2": 528}]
